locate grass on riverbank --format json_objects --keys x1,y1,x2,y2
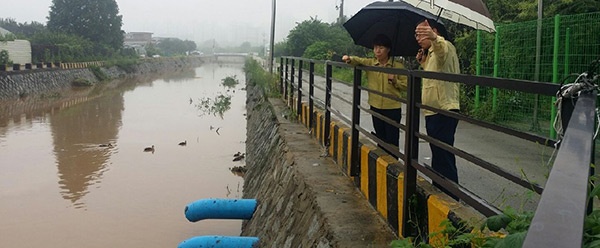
[{"x1": 244, "y1": 59, "x2": 280, "y2": 98}]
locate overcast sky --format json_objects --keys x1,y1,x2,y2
[{"x1": 0, "y1": 0, "x2": 377, "y2": 47}]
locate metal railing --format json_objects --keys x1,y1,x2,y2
[
  {"x1": 522, "y1": 58, "x2": 599, "y2": 247},
  {"x1": 278, "y1": 56, "x2": 596, "y2": 244}
]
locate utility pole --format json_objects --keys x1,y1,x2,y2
[
  {"x1": 337, "y1": 0, "x2": 344, "y2": 24},
  {"x1": 269, "y1": 0, "x2": 276, "y2": 73}
]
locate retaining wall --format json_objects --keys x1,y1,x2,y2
[
  {"x1": 242, "y1": 82, "x2": 397, "y2": 247},
  {"x1": 0, "y1": 57, "x2": 203, "y2": 101}
]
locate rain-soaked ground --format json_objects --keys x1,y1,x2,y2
[{"x1": 0, "y1": 62, "x2": 247, "y2": 247}]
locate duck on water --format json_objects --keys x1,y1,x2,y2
[{"x1": 144, "y1": 145, "x2": 155, "y2": 152}]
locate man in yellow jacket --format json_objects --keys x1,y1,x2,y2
[
  {"x1": 342, "y1": 34, "x2": 407, "y2": 156},
  {"x1": 415, "y1": 20, "x2": 460, "y2": 200}
]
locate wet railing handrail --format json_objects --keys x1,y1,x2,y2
[
  {"x1": 412, "y1": 69, "x2": 561, "y2": 96},
  {"x1": 283, "y1": 56, "x2": 558, "y2": 147},
  {"x1": 292, "y1": 59, "x2": 545, "y2": 160},
  {"x1": 523, "y1": 91, "x2": 597, "y2": 248}
]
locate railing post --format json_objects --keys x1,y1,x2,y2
[
  {"x1": 297, "y1": 60, "x2": 303, "y2": 120},
  {"x1": 591, "y1": 125, "x2": 596, "y2": 214},
  {"x1": 324, "y1": 63, "x2": 332, "y2": 148},
  {"x1": 350, "y1": 68, "x2": 362, "y2": 176},
  {"x1": 402, "y1": 72, "x2": 420, "y2": 238},
  {"x1": 290, "y1": 59, "x2": 295, "y2": 108},
  {"x1": 549, "y1": 14, "x2": 561, "y2": 139},
  {"x1": 309, "y1": 61, "x2": 315, "y2": 132},
  {"x1": 279, "y1": 57, "x2": 284, "y2": 95},
  {"x1": 284, "y1": 58, "x2": 289, "y2": 100}
]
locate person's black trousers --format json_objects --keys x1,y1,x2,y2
[
  {"x1": 371, "y1": 107, "x2": 401, "y2": 157},
  {"x1": 425, "y1": 112, "x2": 459, "y2": 200}
]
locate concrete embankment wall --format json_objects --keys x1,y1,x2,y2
[
  {"x1": 0, "y1": 57, "x2": 203, "y2": 101},
  {"x1": 242, "y1": 82, "x2": 397, "y2": 247}
]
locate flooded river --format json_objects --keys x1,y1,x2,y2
[{"x1": 0, "y1": 62, "x2": 247, "y2": 247}]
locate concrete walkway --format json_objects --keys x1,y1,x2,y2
[{"x1": 291, "y1": 67, "x2": 554, "y2": 212}]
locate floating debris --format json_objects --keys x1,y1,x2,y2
[{"x1": 230, "y1": 166, "x2": 247, "y2": 177}]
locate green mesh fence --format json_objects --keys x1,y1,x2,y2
[{"x1": 469, "y1": 12, "x2": 600, "y2": 139}]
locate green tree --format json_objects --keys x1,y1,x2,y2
[
  {"x1": 325, "y1": 24, "x2": 368, "y2": 57},
  {"x1": 485, "y1": 0, "x2": 600, "y2": 23},
  {"x1": 273, "y1": 41, "x2": 288, "y2": 58},
  {"x1": 0, "y1": 33, "x2": 17, "y2": 42},
  {"x1": 303, "y1": 41, "x2": 331, "y2": 60},
  {"x1": 47, "y1": 0, "x2": 124, "y2": 51},
  {"x1": 286, "y1": 17, "x2": 331, "y2": 56},
  {"x1": 156, "y1": 38, "x2": 197, "y2": 56},
  {"x1": 546, "y1": 0, "x2": 600, "y2": 16},
  {"x1": 0, "y1": 18, "x2": 46, "y2": 38},
  {"x1": 0, "y1": 50, "x2": 12, "y2": 65},
  {"x1": 185, "y1": 40, "x2": 197, "y2": 53},
  {"x1": 145, "y1": 43, "x2": 161, "y2": 57},
  {"x1": 29, "y1": 31, "x2": 96, "y2": 62},
  {"x1": 285, "y1": 18, "x2": 366, "y2": 58}
]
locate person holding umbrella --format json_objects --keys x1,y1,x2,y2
[
  {"x1": 341, "y1": 34, "x2": 407, "y2": 156},
  {"x1": 415, "y1": 19, "x2": 461, "y2": 200}
]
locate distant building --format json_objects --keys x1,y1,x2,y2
[
  {"x1": 124, "y1": 32, "x2": 154, "y2": 57},
  {"x1": 0, "y1": 27, "x2": 10, "y2": 36},
  {"x1": 123, "y1": 32, "x2": 180, "y2": 56},
  {"x1": 0, "y1": 27, "x2": 32, "y2": 64},
  {"x1": 124, "y1": 32, "x2": 153, "y2": 47}
]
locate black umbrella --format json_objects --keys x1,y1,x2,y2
[{"x1": 343, "y1": 1, "x2": 448, "y2": 57}]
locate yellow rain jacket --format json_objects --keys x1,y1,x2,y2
[
  {"x1": 347, "y1": 57, "x2": 407, "y2": 109},
  {"x1": 421, "y1": 36, "x2": 461, "y2": 116}
]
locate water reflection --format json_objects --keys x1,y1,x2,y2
[
  {"x1": 225, "y1": 182, "x2": 243, "y2": 198},
  {"x1": 0, "y1": 71, "x2": 200, "y2": 210},
  {"x1": 161, "y1": 68, "x2": 197, "y2": 83},
  {"x1": 0, "y1": 62, "x2": 247, "y2": 247},
  {"x1": 50, "y1": 93, "x2": 123, "y2": 209}
]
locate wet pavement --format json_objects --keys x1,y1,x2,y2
[{"x1": 0, "y1": 62, "x2": 247, "y2": 247}]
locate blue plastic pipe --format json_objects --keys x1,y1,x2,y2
[
  {"x1": 178, "y1": 236, "x2": 259, "y2": 248},
  {"x1": 184, "y1": 198, "x2": 257, "y2": 222}
]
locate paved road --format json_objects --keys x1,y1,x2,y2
[{"x1": 289, "y1": 66, "x2": 554, "y2": 212}]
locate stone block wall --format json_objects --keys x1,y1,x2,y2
[
  {"x1": 0, "y1": 57, "x2": 203, "y2": 101},
  {"x1": 242, "y1": 83, "x2": 397, "y2": 247}
]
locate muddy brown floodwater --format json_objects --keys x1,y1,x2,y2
[{"x1": 0, "y1": 62, "x2": 247, "y2": 247}]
